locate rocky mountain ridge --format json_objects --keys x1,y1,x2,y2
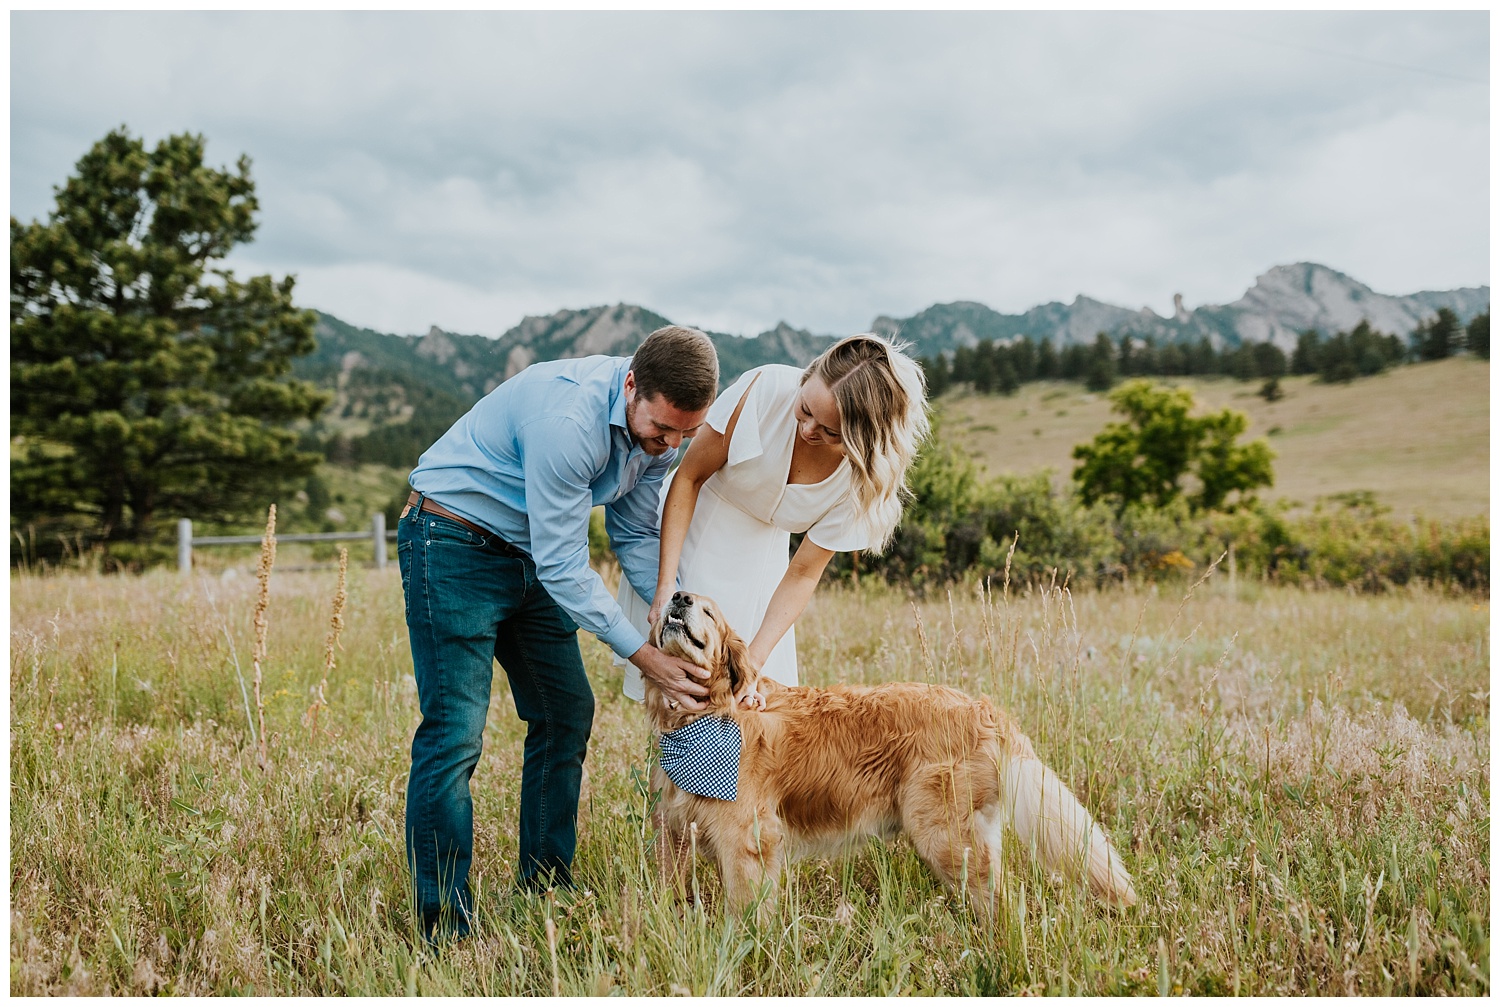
[
  {"x1": 872, "y1": 264, "x2": 1488, "y2": 354},
  {"x1": 294, "y1": 263, "x2": 1487, "y2": 451}
]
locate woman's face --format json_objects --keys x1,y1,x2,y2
[{"x1": 796, "y1": 376, "x2": 844, "y2": 451}]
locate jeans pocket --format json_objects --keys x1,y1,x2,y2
[{"x1": 426, "y1": 516, "x2": 487, "y2": 549}]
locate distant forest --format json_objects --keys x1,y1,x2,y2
[{"x1": 920, "y1": 307, "x2": 1489, "y2": 398}]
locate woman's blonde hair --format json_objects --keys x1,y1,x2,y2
[{"x1": 802, "y1": 333, "x2": 930, "y2": 551}]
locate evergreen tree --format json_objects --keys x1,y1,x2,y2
[
  {"x1": 1347, "y1": 320, "x2": 1392, "y2": 376},
  {"x1": 1225, "y1": 344, "x2": 1257, "y2": 381},
  {"x1": 996, "y1": 357, "x2": 1019, "y2": 396},
  {"x1": 1059, "y1": 342, "x2": 1089, "y2": 382},
  {"x1": 1186, "y1": 338, "x2": 1217, "y2": 376},
  {"x1": 1414, "y1": 307, "x2": 1461, "y2": 361},
  {"x1": 920, "y1": 354, "x2": 951, "y2": 397},
  {"x1": 1319, "y1": 332, "x2": 1358, "y2": 383},
  {"x1": 971, "y1": 339, "x2": 997, "y2": 394},
  {"x1": 1291, "y1": 329, "x2": 1322, "y2": 375},
  {"x1": 1251, "y1": 341, "x2": 1288, "y2": 379},
  {"x1": 1466, "y1": 310, "x2": 1489, "y2": 359},
  {"x1": 951, "y1": 345, "x2": 975, "y2": 388},
  {"x1": 1117, "y1": 334, "x2": 1135, "y2": 376},
  {"x1": 1157, "y1": 342, "x2": 1186, "y2": 376},
  {"x1": 11, "y1": 128, "x2": 331, "y2": 544},
  {"x1": 1134, "y1": 335, "x2": 1159, "y2": 376},
  {"x1": 1009, "y1": 337, "x2": 1037, "y2": 383},
  {"x1": 1035, "y1": 338, "x2": 1060, "y2": 380},
  {"x1": 1084, "y1": 332, "x2": 1117, "y2": 392}
]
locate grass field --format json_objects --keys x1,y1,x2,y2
[
  {"x1": 10, "y1": 561, "x2": 1489, "y2": 995},
  {"x1": 942, "y1": 357, "x2": 1490, "y2": 520}
]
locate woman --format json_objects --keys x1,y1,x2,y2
[{"x1": 619, "y1": 333, "x2": 929, "y2": 700}]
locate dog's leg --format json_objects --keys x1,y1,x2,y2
[
  {"x1": 715, "y1": 807, "x2": 784, "y2": 923},
  {"x1": 900, "y1": 764, "x2": 998, "y2": 923},
  {"x1": 969, "y1": 800, "x2": 1008, "y2": 925}
]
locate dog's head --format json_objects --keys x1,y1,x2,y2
[{"x1": 646, "y1": 591, "x2": 758, "y2": 727}]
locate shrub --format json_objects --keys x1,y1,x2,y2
[{"x1": 853, "y1": 424, "x2": 1488, "y2": 595}]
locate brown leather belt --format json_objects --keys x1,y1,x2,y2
[{"x1": 406, "y1": 491, "x2": 502, "y2": 541}]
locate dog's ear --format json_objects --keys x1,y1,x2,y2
[{"x1": 722, "y1": 625, "x2": 755, "y2": 696}]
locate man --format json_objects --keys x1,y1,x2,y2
[{"x1": 398, "y1": 325, "x2": 719, "y2": 942}]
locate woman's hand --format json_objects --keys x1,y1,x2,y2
[
  {"x1": 647, "y1": 588, "x2": 672, "y2": 627},
  {"x1": 736, "y1": 686, "x2": 766, "y2": 711}
]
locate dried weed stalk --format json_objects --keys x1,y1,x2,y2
[
  {"x1": 252, "y1": 504, "x2": 277, "y2": 770},
  {"x1": 307, "y1": 547, "x2": 348, "y2": 735}
]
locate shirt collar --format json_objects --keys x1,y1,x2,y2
[{"x1": 609, "y1": 359, "x2": 631, "y2": 434}]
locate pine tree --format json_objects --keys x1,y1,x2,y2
[
  {"x1": 1291, "y1": 329, "x2": 1322, "y2": 375},
  {"x1": 11, "y1": 128, "x2": 331, "y2": 545},
  {"x1": 1466, "y1": 310, "x2": 1489, "y2": 360},
  {"x1": 1414, "y1": 308, "x2": 1461, "y2": 361}
]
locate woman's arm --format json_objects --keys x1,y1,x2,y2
[
  {"x1": 648, "y1": 373, "x2": 761, "y2": 626},
  {"x1": 745, "y1": 536, "x2": 836, "y2": 669}
]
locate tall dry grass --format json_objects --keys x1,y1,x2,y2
[{"x1": 9, "y1": 564, "x2": 1489, "y2": 994}]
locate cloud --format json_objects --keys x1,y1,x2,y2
[{"x1": 11, "y1": 11, "x2": 1489, "y2": 337}]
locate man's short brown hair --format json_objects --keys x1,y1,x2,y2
[{"x1": 630, "y1": 326, "x2": 719, "y2": 411}]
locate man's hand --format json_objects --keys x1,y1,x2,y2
[{"x1": 629, "y1": 643, "x2": 711, "y2": 711}]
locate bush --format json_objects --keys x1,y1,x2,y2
[{"x1": 846, "y1": 424, "x2": 1488, "y2": 595}]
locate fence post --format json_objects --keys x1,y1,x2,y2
[
  {"x1": 373, "y1": 512, "x2": 388, "y2": 570},
  {"x1": 177, "y1": 518, "x2": 193, "y2": 573}
]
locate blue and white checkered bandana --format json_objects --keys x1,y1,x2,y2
[{"x1": 658, "y1": 716, "x2": 742, "y2": 801}]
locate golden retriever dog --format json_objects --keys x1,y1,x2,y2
[{"x1": 645, "y1": 591, "x2": 1137, "y2": 922}]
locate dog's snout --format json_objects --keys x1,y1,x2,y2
[{"x1": 672, "y1": 591, "x2": 688, "y2": 606}]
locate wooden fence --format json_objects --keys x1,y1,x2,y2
[{"x1": 176, "y1": 514, "x2": 393, "y2": 572}]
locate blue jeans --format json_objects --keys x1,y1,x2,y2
[{"x1": 398, "y1": 501, "x2": 595, "y2": 940}]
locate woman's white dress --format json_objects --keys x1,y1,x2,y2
[{"x1": 619, "y1": 364, "x2": 875, "y2": 701}]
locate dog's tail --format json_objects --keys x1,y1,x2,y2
[{"x1": 1001, "y1": 756, "x2": 1137, "y2": 908}]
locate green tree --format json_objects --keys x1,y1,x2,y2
[
  {"x1": 1346, "y1": 320, "x2": 1394, "y2": 376},
  {"x1": 920, "y1": 354, "x2": 951, "y2": 397},
  {"x1": 1035, "y1": 338, "x2": 1059, "y2": 379},
  {"x1": 1319, "y1": 332, "x2": 1358, "y2": 384},
  {"x1": 11, "y1": 127, "x2": 331, "y2": 545},
  {"x1": 971, "y1": 340, "x2": 997, "y2": 394},
  {"x1": 1071, "y1": 380, "x2": 1274, "y2": 513},
  {"x1": 1466, "y1": 310, "x2": 1489, "y2": 359},
  {"x1": 995, "y1": 357, "x2": 1019, "y2": 396},
  {"x1": 1290, "y1": 329, "x2": 1321, "y2": 375},
  {"x1": 1251, "y1": 340, "x2": 1288, "y2": 379},
  {"x1": 1413, "y1": 307, "x2": 1461, "y2": 361},
  {"x1": 1084, "y1": 332, "x2": 1117, "y2": 392},
  {"x1": 1008, "y1": 337, "x2": 1037, "y2": 382}
]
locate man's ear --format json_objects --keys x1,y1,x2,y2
[{"x1": 723, "y1": 629, "x2": 756, "y2": 696}]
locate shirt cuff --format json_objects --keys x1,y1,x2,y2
[{"x1": 601, "y1": 620, "x2": 647, "y2": 662}]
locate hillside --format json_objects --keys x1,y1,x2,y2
[
  {"x1": 290, "y1": 262, "x2": 1485, "y2": 481},
  {"x1": 940, "y1": 357, "x2": 1489, "y2": 520}
]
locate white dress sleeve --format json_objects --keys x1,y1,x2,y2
[
  {"x1": 805, "y1": 492, "x2": 881, "y2": 553},
  {"x1": 706, "y1": 366, "x2": 772, "y2": 468}
]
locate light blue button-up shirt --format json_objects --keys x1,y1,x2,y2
[{"x1": 409, "y1": 355, "x2": 671, "y2": 659}]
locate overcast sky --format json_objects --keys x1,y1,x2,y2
[{"x1": 10, "y1": 11, "x2": 1490, "y2": 338}]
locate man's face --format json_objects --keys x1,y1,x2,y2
[{"x1": 624, "y1": 372, "x2": 710, "y2": 456}]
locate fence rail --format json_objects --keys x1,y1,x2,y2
[{"x1": 177, "y1": 514, "x2": 392, "y2": 572}]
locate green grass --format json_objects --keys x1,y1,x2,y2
[
  {"x1": 942, "y1": 358, "x2": 1489, "y2": 520},
  {"x1": 10, "y1": 565, "x2": 1489, "y2": 994}
]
